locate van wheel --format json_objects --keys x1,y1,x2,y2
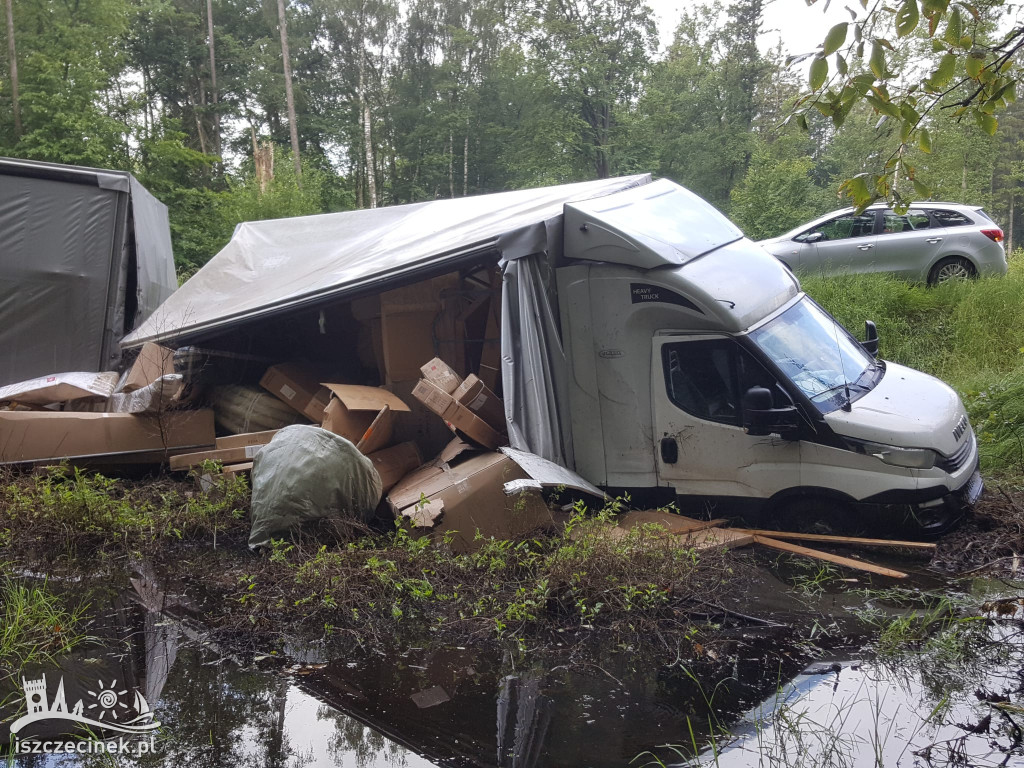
[
  {"x1": 928, "y1": 257, "x2": 975, "y2": 286},
  {"x1": 770, "y1": 496, "x2": 859, "y2": 536}
]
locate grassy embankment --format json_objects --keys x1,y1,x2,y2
[{"x1": 803, "y1": 248, "x2": 1024, "y2": 482}]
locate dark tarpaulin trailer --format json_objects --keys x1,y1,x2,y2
[{"x1": 0, "y1": 157, "x2": 177, "y2": 386}]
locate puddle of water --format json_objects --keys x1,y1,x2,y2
[{"x1": 1, "y1": 559, "x2": 1022, "y2": 767}]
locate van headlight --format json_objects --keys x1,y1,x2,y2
[{"x1": 844, "y1": 438, "x2": 937, "y2": 469}]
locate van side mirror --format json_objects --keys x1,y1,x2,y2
[
  {"x1": 742, "y1": 386, "x2": 800, "y2": 440},
  {"x1": 862, "y1": 320, "x2": 879, "y2": 357}
]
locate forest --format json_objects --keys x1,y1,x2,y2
[{"x1": 1, "y1": 0, "x2": 1022, "y2": 274}]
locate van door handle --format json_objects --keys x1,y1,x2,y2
[
  {"x1": 926, "y1": 237, "x2": 943, "y2": 243},
  {"x1": 857, "y1": 244, "x2": 874, "y2": 250},
  {"x1": 660, "y1": 437, "x2": 678, "y2": 465}
]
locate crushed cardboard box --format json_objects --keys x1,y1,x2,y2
[
  {"x1": 387, "y1": 451, "x2": 552, "y2": 553},
  {"x1": 214, "y1": 430, "x2": 280, "y2": 450},
  {"x1": 0, "y1": 371, "x2": 120, "y2": 406},
  {"x1": 0, "y1": 409, "x2": 215, "y2": 465},
  {"x1": 122, "y1": 342, "x2": 175, "y2": 392},
  {"x1": 321, "y1": 384, "x2": 410, "y2": 454},
  {"x1": 260, "y1": 363, "x2": 333, "y2": 422}
]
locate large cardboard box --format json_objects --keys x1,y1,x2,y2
[
  {"x1": 386, "y1": 452, "x2": 552, "y2": 553},
  {"x1": 366, "y1": 441, "x2": 422, "y2": 493},
  {"x1": 380, "y1": 275, "x2": 464, "y2": 384},
  {"x1": 320, "y1": 384, "x2": 411, "y2": 454},
  {"x1": 260, "y1": 364, "x2": 332, "y2": 422},
  {"x1": 122, "y1": 343, "x2": 175, "y2": 392},
  {"x1": 170, "y1": 443, "x2": 269, "y2": 471},
  {"x1": 214, "y1": 430, "x2": 279, "y2": 450},
  {"x1": 452, "y1": 374, "x2": 505, "y2": 432},
  {"x1": 411, "y1": 379, "x2": 503, "y2": 450},
  {"x1": 0, "y1": 410, "x2": 215, "y2": 465}
]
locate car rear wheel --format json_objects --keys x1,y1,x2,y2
[{"x1": 928, "y1": 256, "x2": 976, "y2": 286}]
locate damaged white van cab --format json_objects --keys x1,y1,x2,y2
[{"x1": 558, "y1": 180, "x2": 982, "y2": 535}]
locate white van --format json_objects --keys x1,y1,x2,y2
[{"x1": 557, "y1": 181, "x2": 981, "y2": 534}]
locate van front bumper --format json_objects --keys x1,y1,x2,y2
[{"x1": 858, "y1": 461, "x2": 982, "y2": 536}]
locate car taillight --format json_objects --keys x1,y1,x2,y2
[{"x1": 981, "y1": 228, "x2": 1004, "y2": 242}]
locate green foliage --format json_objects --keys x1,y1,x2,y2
[
  {"x1": 0, "y1": 465, "x2": 250, "y2": 555},
  {"x1": 797, "y1": 0, "x2": 1022, "y2": 209},
  {"x1": 240, "y1": 498, "x2": 737, "y2": 642}
]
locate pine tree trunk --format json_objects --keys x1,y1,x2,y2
[
  {"x1": 5, "y1": 0, "x2": 20, "y2": 138},
  {"x1": 1009, "y1": 193, "x2": 1015, "y2": 253},
  {"x1": 206, "y1": 0, "x2": 220, "y2": 157},
  {"x1": 276, "y1": 0, "x2": 302, "y2": 185},
  {"x1": 463, "y1": 128, "x2": 469, "y2": 197}
]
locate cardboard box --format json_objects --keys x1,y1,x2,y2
[
  {"x1": 214, "y1": 430, "x2": 279, "y2": 450},
  {"x1": 0, "y1": 410, "x2": 215, "y2": 465},
  {"x1": 380, "y1": 275, "x2": 463, "y2": 384},
  {"x1": 169, "y1": 442, "x2": 270, "y2": 470},
  {"x1": 386, "y1": 452, "x2": 552, "y2": 553},
  {"x1": 122, "y1": 343, "x2": 175, "y2": 392},
  {"x1": 0, "y1": 371, "x2": 119, "y2": 406},
  {"x1": 420, "y1": 358, "x2": 463, "y2": 394},
  {"x1": 411, "y1": 379, "x2": 503, "y2": 450},
  {"x1": 320, "y1": 384, "x2": 411, "y2": 454},
  {"x1": 366, "y1": 441, "x2": 422, "y2": 493},
  {"x1": 452, "y1": 374, "x2": 505, "y2": 432},
  {"x1": 260, "y1": 364, "x2": 332, "y2": 422}
]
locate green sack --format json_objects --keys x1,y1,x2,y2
[{"x1": 248, "y1": 425, "x2": 383, "y2": 548}]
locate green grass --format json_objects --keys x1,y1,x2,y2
[
  {"x1": 0, "y1": 577, "x2": 92, "y2": 678},
  {"x1": 802, "y1": 249, "x2": 1024, "y2": 478}
]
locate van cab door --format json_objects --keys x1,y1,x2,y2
[{"x1": 652, "y1": 334, "x2": 801, "y2": 503}]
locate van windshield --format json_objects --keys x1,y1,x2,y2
[{"x1": 749, "y1": 298, "x2": 877, "y2": 413}]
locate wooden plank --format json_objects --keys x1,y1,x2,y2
[
  {"x1": 617, "y1": 510, "x2": 728, "y2": 537},
  {"x1": 221, "y1": 462, "x2": 253, "y2": 476},
  {"x1": 684, "y1": 527, "x2": 754, "y2": 551},
  {"x1": 732, "y1": 528, "x2": 936, "y2": 550},
  {"x1": 752, "y1": 535, "x2": 908, "y2": 578}
]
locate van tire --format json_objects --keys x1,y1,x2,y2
[
  {"x1": 928, "y1": 256, "x2": 975, "y2": 286},
  {"x1": 770, "y1": 495, "x2": 859, "y2": 536}
]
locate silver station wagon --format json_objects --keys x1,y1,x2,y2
[{"x1": 758, "y1": 203, "x2": 1008, "y2": 285}]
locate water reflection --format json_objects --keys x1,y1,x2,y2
[{"x1": 4, "y1": 563, "x2": 1021, "y2": 767}]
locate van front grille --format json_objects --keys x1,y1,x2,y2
[{"x1": 936, "y1": 432, "x2": 973, "y2": 474}]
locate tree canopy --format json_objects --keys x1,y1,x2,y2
[{"x1": 1, "y1": 0, "x2": 1021, "y2": 271}]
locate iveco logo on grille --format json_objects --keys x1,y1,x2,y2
[{"x1": 953, "y1": 415, "x2": 968, "y2": 442}]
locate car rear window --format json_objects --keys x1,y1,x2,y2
[
  {"x1": 930, "y1": 209, "x2": 974, "y2": 227},
  {"x1": 973, "y1": 208, "x2": 994, "y2": 223}
]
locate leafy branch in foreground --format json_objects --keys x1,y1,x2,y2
[{"x1": 792, "y1": 0, "x2": 1021, "y2": 209}]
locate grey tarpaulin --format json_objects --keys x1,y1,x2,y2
[
  {"x1": 122, "y1": 175, "x2": 651, "y2": 348},
  {"x1": 496, "y1": 176, "x2": 650, "y2": 466},
  {"x1": 0, "y1": 158, "x2": 177, "y2": 386}
]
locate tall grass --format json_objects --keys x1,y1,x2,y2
[
  {"x1": 802, "y1": 249, "x2": 1024, "y2": 478},
  {"x1": 0, "y1": 577, "x2": 92, "y2": 677}
]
